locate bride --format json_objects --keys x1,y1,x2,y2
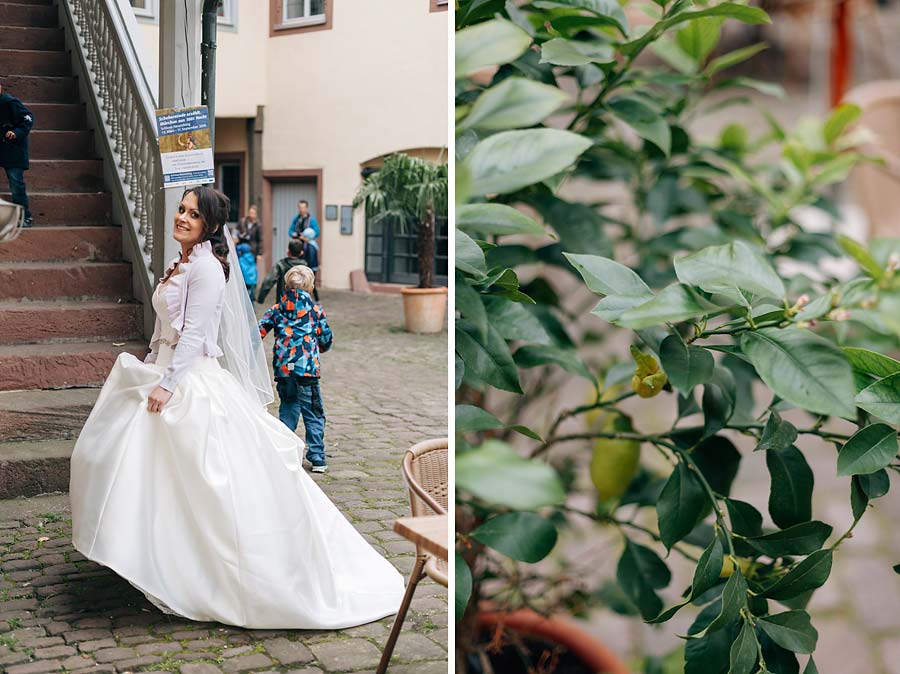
[{"x1": 69, "y1": 186, "x2": 405, "y2": 629}]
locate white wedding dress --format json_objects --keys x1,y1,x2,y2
[{"x1": 69, "y1": 280, "x2": 405, "y2": 629}]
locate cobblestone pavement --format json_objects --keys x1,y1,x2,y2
[{"x1": 0, "y1": 290, "x2": 449, "y2": 674}]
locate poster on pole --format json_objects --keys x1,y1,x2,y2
[{"x1": 156, "y1": 105, "x2": 215, "y2": 188}]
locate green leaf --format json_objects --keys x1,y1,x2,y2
[
  {"x1": 766, "y1": 445, "x2": 813, "y2": 529},
  {"x1": 456, "y1": 18, "x2": 532, "y2": 78},
  {"x1": 540, "y1": 37, "x2": 615, "y2": 66},
  {"x1": 456, "y1": 281, "x2": 487, "y2": 340},
  {"x1": 617, "y1": 538, "x2": 671, "y2": 620},
  {"x1": 676, "y1": 16, "x2": 723, "y2": 62},
  {"x1": 703, "y1": 366, "x2": 736, "y2": 437},
  {"x1": 471, "y1": 512, "x2": 558, "y2": 562},
  {"x1": 483, "y1": 296, "x2": 553, "y2": 345},
  {"x1": 764, "y1": 549, "x2": 833, "y2": 601},
  {"x1": 463, "y1": 129, "x2": 592, "y2": 196},
  {"x1": 726, "y1": 499, "x2": 763, "y2": 537},
  {"x1": 563, "y1": 252, "x2": 653, "y2": 299},
  {"x1": 758, "y1": 611, "x2": 817, "y2": 654},
  {"x1": 693, "y1": 533, "x2": 726, "y2": 598},
  {"x1": 704, "y1": 43, "x2": 768, "y2": 76},
  {"x1": 859, "y1": 469, "x2": 890, "y2": 498},
  {"x1": 692, "y1": 435, "x2": 741, "y2": 497},
  {"x1": 824, "y1": 104, "x2": 861, "y2": 145},
  {"x1": 657, "y1": 462, "x2": 708, "y2": 550},
  {"x1": 741, "y1": 328, "x2": 857, "y2": 420},
  {"x1": 838, "y1": 234, "x2": 885, "y2": 281},
  {"x1": 455, "y1": 354, "x2": 464, "y2": 389},
  {"x1": 685, "y1": 602, "x2": 736, "y2": 674},
  {"x1": 702, "y1": 571, "x2": 748, "y2": 635},
  {"x1": 460, "y1": 78, "x2": 570, "y2": 131},
  {"x1": 851, "y1": 474, "x2": 869, "y2": 521},
  {"x1": 456, "y1": 440, "x2": 565, "y2": 509},
  {"x1": 513, "y1": 344, "x2": 595, "y2": 382},
  {"x1": 456, "y1": 229, "x2": 487, "y2": 277},
  {"x1": 607, "y1": 96, "x2": 671, "y2": 155},
  {"x1": 455, "y1": 404, "x2": 542, "y2": 440},
  {"x1": 756, "y1": 412, "x2": 799, "y2": 452},
  {"x1": 674, "y1": 241, "x2": 785, "y2": 304},
  {"x1": 745, "y1": 521, "x2": 832, "y2": 557},
  {"x1": 856, "y1": 372, "x2": 900, "y2": 424},
  {"x1": 618, "y1": 284, "x2": 720, "y2": 329},
  {"x1": 804, "y1": 658, "x2": 819, "y2": 674},
  {"x1": 660, "y1": 334, "x2": 715, "y2": 395},
  {"x1": 456, "y1": 321, "x2": 523, "y2": 393},
  {"x1": 728, "y1": 618, "x2": 759, "y2": 674},
  {"x1": 455, "y1": 551, "x2": 472, "y2": 618},
  {"x1": 842, "y1": 347, "x2": 900, "y2": 378},
  {"x1": 837, "y1": 423, "x2": 898, "y2": 477},
  {"x1": 759, "y1": 634, "x2": 800, "y2": 674},
  {"x1": 533, "y1": 0, "x2": 629, "y2": 34},
  {"x1": 456, "y1": 203, "x2": 546, "y2": 237}
]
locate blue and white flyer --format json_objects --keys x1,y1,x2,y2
[{"x1": 156, "y1": 106, "x2": 215, "y2": 188}]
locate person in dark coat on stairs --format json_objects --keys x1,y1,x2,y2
[{"x1": 0, "y1": 83, "x2": 34, "y2": 227}]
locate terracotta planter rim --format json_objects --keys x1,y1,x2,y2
[
  {"x1": 475, "y1": 608, "x2": 629, "y2": 674},
  {"x1": 401, "y1": 286, "x2": 449, "y2": 295}
]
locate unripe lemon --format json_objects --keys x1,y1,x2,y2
[
  {"x1": 589, "y1": 412, "x2": 640, "y2": 501},
  {"x1": 720, "y1": 556, "x2": 755, "y2": 578}
]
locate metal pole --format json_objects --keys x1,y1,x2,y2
[{"x1": 200, "y1": 0, "x2": 219, "y2": 147}]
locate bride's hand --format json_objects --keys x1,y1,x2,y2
[{"x1": 147, "y1": 386, "x2": 173, "y2": 414}]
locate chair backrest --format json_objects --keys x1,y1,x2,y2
[
  {"x1": 844, "y1": 80, "x2": 900, "y2": 239},
  {"x1": 402, "y1": 438, "x2": 448, "y2": 518}
]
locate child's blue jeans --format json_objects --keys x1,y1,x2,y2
[{"x1": 275, "y1": 375, "x2": 326, "y2": 465}]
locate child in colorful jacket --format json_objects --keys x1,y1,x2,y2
[{"x1": 258, "y1": 266, "x2": 334, "y2": 472}]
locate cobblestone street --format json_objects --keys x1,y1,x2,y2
[{"x1": 0, "y1": 290, "x2": 449, "y2": 674}]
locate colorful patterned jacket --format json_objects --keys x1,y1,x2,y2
[{"x1": 258, "y1": 289, "x2": 333, "y2": 379}]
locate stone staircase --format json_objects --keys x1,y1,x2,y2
[{"x1": 0, "y1": 0, "x2": 146, "y2": 498}]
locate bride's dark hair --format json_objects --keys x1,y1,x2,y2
[
  {"x1": 162, "y1": 186, "x2": 232, "y2": 283},
  {"x1": 187, "y1": 185, "x2": 231, "y2": 281}
]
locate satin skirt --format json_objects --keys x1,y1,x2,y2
[{"x1": 69, "y1": 352, "x2": 404, "y2": 629}]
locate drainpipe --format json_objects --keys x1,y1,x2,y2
[{"x1": 200, "y1": 0, "x2": 219, "y2": 146}]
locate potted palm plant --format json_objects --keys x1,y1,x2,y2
[{"x1": 353, "y1": 153, "x2": 449, "y2": 333}]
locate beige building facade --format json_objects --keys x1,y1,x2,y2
[{"x1": 131, "y1": 0, "x2": 448, "y2": 289}]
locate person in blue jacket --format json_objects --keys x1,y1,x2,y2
[
  {"x1": 288, "y1": 199, "x2": 319, "y2": 240},
  {"x1": 236, "y1": 241, "x2": 258, "y2": 300},
  {"x1": 0, "y1": 83, "x2": 34, "y2": 227}
]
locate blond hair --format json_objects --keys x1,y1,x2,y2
[{"x1": 284, "y1": 265, "x2": 315, "y2": 292}]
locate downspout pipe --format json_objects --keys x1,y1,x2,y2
[{"x1": 201, "y1": 0, "x2": 219, "y2": 147}]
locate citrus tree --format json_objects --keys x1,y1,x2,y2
[{"x1": 454, "y1": 1, "x2": 900, "y2": 672}]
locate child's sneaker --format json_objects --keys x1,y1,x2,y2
[{"x1": 311, "y1": 463, "x2": 328, "y2": 474}]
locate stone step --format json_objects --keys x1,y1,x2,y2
[
  {"x1": 26, "y1": 102, "x2": 87, "y2": 131},
  {"x1": 6, "y1": 74, "x2": 76, "y2": 103},
  {"x1": 0, "y1": 439, "x2": 73, "y2": 499},
  {"x1": 0, "y1": 387, "x2": 97, "y2": 443},
  {"x1": 0, "y1": 261, "x2": 133, "y2": 301},
  {"x1": 0, "y1": 26, "x2": 63, "y2": 51},
  {"x1": 0, "y1": 225, "x2": 121, "y2": 263},
  {"x1": 0, "y1": 49, "x2": 69, "y2": 76},
  {"x1": 0, "y1": 341, "x2": 146, "y2": 393},
  {"x1": 0, "y1": 300, "x2": 143, "y2": 344},
  {"x1": 0, "y1": 2, "x2": 57, "y2": 26},
  {"x1": 1, "y1": 191, "x2": 111, "y2": 225},
  {"x1": 30, "y1": 129, "x2": 94, "y2": 159},
  {"x1": 19, "y1": 159, "x2": 103, "y2": 192}
]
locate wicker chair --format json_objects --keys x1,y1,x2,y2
[{"x1": 376, "y1": 438, "x2": 448, "y2": 674}]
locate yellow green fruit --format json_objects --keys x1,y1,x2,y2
[
  {"x1": 720, "y1": 556, "x2": 754, "y2": 578},
  {"x1": 590, "y1": 435, "x2": 641, "y2": 501},
  {"x1": 630, "y1": 346, "x2": 667, "y2": 398}
]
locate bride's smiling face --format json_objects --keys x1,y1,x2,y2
[{"x1": 173, "y1": 192, "x2": 204, "y2": 248}]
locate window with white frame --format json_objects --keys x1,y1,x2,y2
[
  {"x1": 130, "y1": 0, "x2": 156, "y2": 19},
  {"x1": 282, "y1": 0, "x2": 326, "y2": 27},
  {"x1": 217, "y1": 0, "x2": 236, "y2": 26}
]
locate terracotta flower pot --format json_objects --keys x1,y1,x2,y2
[
  {"x1": 401, "y1": 286, "x2": 448, "y2": 334},
  {"x1": 475, "y1": 608, "x2": 630, "y2": 674}
]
